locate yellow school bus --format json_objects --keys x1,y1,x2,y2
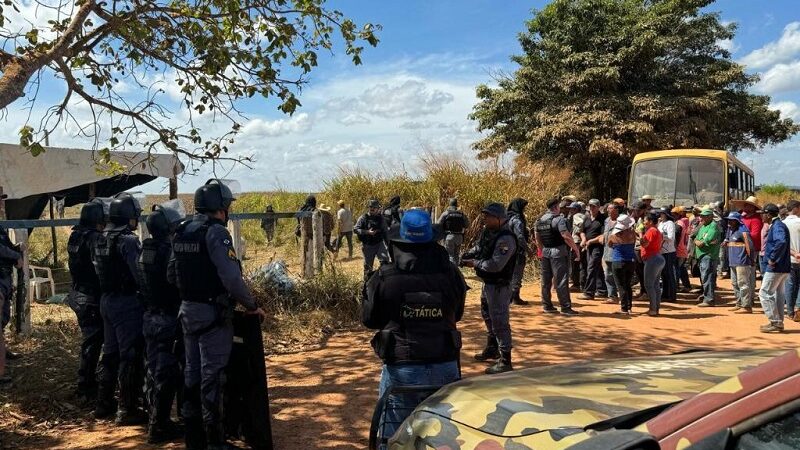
[{"x1": 627, "y1": 149, "x2": 754, "y2": 209}]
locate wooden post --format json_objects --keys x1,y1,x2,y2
[
  {"x1": 49, "y1": 196, "x2": 58, "y2": 266},
  {"x1": 228, "y1": 219, "x2": 244, "y2": 260},
  {"x1": 312, "y1": 210, "x2": 324, "y2": 274},
  {"x1": 299, "y1": 216, "x2": 313, "y2": 278},
  {"x1": 88, "y1": 183, "x2": 96, "y2": 200},
  {"x1": 169, "y1": 177, "x2": 178, "y2": 200},
  {"x1": 10, "y1": 228, "x2": 30, "y2": 336}
]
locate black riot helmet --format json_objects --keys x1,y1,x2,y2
[
  {"x1": 194, "y1": 179, "x2": 236, "y2": 213},
  {"x1": 109, "y1": 193, "x2": 142, "y2": 225},
  {"x1": 146, "y1": 205, "x2": 184, "y2": 239},
  {"x1": 79, "y1": 199, "x2": 105, "y2": 228}
]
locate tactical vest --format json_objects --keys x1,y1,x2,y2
[
  {"x1": 371, "y1": 261, "x2": 461, "y2": 365},
  {"x1": 442, "y1": 210, "x2": 466, "y2": 234},
  {"x1": 172, "y1": 219, "x2": 226, "y2": 302},
  {"x1": 67, "y1": 228, "x2": 100, "y2": 295},
  {"x1": 474, "y1": 229, "x2": 517, "y2": 285},
  {"x1": 536, "y1": 212, "x2": 565, "y2": 248},
  {"x1": 0, "y1": 226, "x2": 16, "y2": 268},
  {"x1": 139, "y1": 238, "x2": 180, "y2": 313},
  {"x1": 93, "y1": 230, "x2": 138, "y2": 295},
  {"x1": 357, "y1": 214, "x2": 385, "y2": 245}
]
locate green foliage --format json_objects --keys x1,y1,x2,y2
[
  {"x1": 232, "y1": 191, "x2": 309, "y2": 247},
  {"x1": 759, "y1": 183, "x2": 790, "y2": 196},
  {"x1": 471, "y1": 0, "x2": 799, "y2": 197}
]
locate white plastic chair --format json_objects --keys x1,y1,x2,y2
[{"x1": 29, "y1": 265, "x2": 55, "y2": 302}]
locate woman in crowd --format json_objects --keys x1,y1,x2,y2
[
  {"x1": 641, "y1": 213, "x2": 665, "y2": 316},
  {"x1": 673, "y1": 206, "x2": 692, "y2": 292},
  {"x1": 608, "y1": 214, "x2": 637, "y2": 315},
  {"x1": 658, "y1": 208, "x2": 677, "y2": 302}
]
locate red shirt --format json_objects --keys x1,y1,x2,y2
[
  {"x1": 742, "y1": 212, "x2": 763, "y2": 252},
  {"x1": 641, "y1": 227, "x2": 663, "y2": 261},
  {"x1": 676, "y1": 217, "x2": 689, "y2": 258}
]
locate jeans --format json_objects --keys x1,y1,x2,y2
[
  {"x1": 511, "y1": 253, "x2": 527, "y2": 293},
  {"x1": 604, "y1": 260, "x2": 618, "y2": 298},
  {"x1": 760, "y1": 272, "x2": 790, "y2": 326},
  {"x1": 733, "y1": 265, "x2": 755, "y2": 308},
  {"x1": 584, "y1": 245, "x2": 606, "y2": 297},
  {"x1": 612, "y1": 261, "x2": 635, "y2": 312},
  {"x1": 661, "y1": 252, "x2": 677, "y2": 302},
  {"x1": 571, "y1": 250, "x2": 587, "y2": 289},
  {"x1": 676, "y1": 257, "x2": 691, "y2": 290},
  {"x1": 377, "y1": 361, "x2": 460, "y2": 446},
  {"x1": 785, "y1": 264, "x2": 800, "y2": 317},
  {"x1": 336, "y1": 231, "x2": 354, "y2": 258},
  {"x1": 644, "y1": 255, "x2": 665, "y2": 313},
  {"x1": 698, "y1": 255, "x2": 718, "y2": 304},
  {"x1": 541, "y1": 249, "x2": 572, "y2": 310}
]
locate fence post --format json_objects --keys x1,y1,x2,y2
[
  {"x1": 10, "y1": 228, "x2": 30, "y2": 336},
  {"x1": 228, "y1": 219, "x2": 244, "y2": 260},
  {"x1": 312, "y1": 210, "x2": 324, "y2": 274},
  {"x1": 299, "y1": 216, "x2": 313, "y2": 278}
]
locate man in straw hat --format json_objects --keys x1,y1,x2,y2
[
  {"x1": 318, "y1": 203, "x2": 335, "y2": 252},
  {"x1": 733, "y1": 196, "x2": 763, "y2": 283}
]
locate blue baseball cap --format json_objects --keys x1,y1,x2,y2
[
  {"x1": 725, "y1": 211, "x2": 744, "y2": 224},
  {"x1": 389, "y1": 208, "x2": 441, "y2": 243}
]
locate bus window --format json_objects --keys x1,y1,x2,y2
[
  {"x1": 629, "y1": 159, "x2": 678, "y2": 207},
  {"x1": 676, "y1": 158, "x2": 724, "y2": 207}
]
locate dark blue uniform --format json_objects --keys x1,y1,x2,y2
[
  {"x1": 93, "y1": 227, "x2": 145, "y2": 418},
  {"x1": 0, "y1": 226, "x2": 20, "y2": 354},
  {"x1": 139, "y1": 235, "x2": 183, "y2": 433},
  {"x1": 170, "y1": 214, "x2": 257, "y2": 448},
  {"x1": 66, "y1": 226, "x2": 104, "y2": 398}
]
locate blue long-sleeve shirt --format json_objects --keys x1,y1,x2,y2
[{"x1": 764, "y1": 218, "x2": 791, "y2": 273}]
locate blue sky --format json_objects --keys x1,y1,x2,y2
[{"x1": 3, "y1": 0, "x2": 800, "y2": 193}]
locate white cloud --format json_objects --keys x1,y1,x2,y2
[
  {"x1": 240, "y1": 113, "x2": 313, "y2": 138},
  {"x1": 755, "y1": 60, "x2": 800, "y2": 94},
  {"x1": 717, "y1": 39, "x2": 740, "y2": 54},
  {"x1": 323, "y1": 79, "x2": 454, "y2": 120},
  {"x1": 337, "y1": 114, "x2": 371, "y2": 126},
  {"x1": 400, "y1": 121, "x2": 434, "y2": 129},
  {"x1": 771, "y1": 101, "x2": 800, "y2": 122},
  {"x1": 740, "y1": 22, "x2": 800, "y2": 69}
]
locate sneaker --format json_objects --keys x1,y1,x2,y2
[
  {"x1": 578, "y1": 294, "x2": 594, "y2": 300},
  {"x1": 647, "y1": 310, "x2": 659, "y2": 317},
  {"x1": 697, "y1": 301, "x2": 714, "y2": 308},
  {"x1": 729, "y1": 306, "x2": 742, "y2": 312},
  {"x1": 760, "y1": 323, "x2": 784, "y2": 333},
  {"x1": 542, "y1": 307, "x2": 560, "y2": 314},
  {"x1": 115, "y1": 408, "x2": 148, "y2": 426},
  {"x1": 737, "y1": 307, "x2": 753, "y2": 314},
  {"x1": 603, "y1": 298, "x2": 618, "y2": 304},
  {"x1": 512, "y1": 298, "x2": 530, "y2": 306},
  {"x1": 595, "y1": 293, "x2": 609, "y2": 299},
  {"x1": 561, "y1": 308, "x2": 580, "y2": 316}
]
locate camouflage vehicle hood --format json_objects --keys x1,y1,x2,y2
[{"x1": 389, "y1": 349, "x2": 785, "y2": 449}]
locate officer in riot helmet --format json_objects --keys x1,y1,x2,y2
[
  {"x1": 170, "y1": 179, "x2": 265, "y2": 450},
  {"x1": 354, "y1": 199, "x2": 390, "y2": 279},
  {"x1": 461, "y1": 203, "x2": 518, "y2": 374},
  {"x1": 438, "y1": 198, "x2": 468, "y2": 265},
  {"x1": 92, "y1": 192, "x2": 146, "y2": 425},
  {"x1": 0, "y1": 192, "x2": 22, "y2": 384},
  {"x1": 66, "y1": 198, "x2": 106, "y2": 402},
  {"x1": 139, "y1": 204, "x2": 184, "y2": 443}
]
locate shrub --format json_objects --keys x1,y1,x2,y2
[{"x1": 760, "y1": 183, "x2": 790, "y2": 196}]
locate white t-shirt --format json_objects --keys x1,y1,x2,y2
[
  {"x1": 784, "y1": 214, "x2": 800, "y2": 264},
  {"x1": 658, "y1": 220, "x2": 676, "y2": 254}
]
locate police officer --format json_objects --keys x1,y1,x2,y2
[
  {"x1": 507, "y1": 198, "x2": 532, "y2": 305},
  {"x1": 0, "y1": 205, "x2": 22, "y2": 383},
  {"x1": 354, "y1": 199, "x2": 390, "y2": 279},
  {"x1": 535, "y1": 198, "x2": 581, "y2": 316},
  {"x1": 139, "y1": 204, "x2": 184, "y2": 443},
  {"x1": 66, "y1": 199, "x2": 106, "y2": 401},
  {"x1": 363, "y1": 209, "x2": 467, "y2": 444},
  {"x1": 171, "y1": 179, "x2": 266, "y2": 450},
  {"x1": 438, "y1": 198, "x2": 468, "y2": 265},
  {"x1": 461, "y1": 203, "x2": 517, "y2": 374},
  {"x1": 93, "y1": 193, "x2": 146, "y2": 424}
]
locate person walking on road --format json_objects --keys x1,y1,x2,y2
[
  {"x1": 461, "y1": 203, "x2": 518, "y2": 374},
  {"x1": 355, "y1": 199, "x2": 390, "y2": 279},
  {"x1": 759, "y1": 204, "x2": 791, "y2": 333},
  {"x1": 363, "y1": 209, "x2": 467, "y2": 444},
  {"x1": 695, "y1": 208, "x2": 722, "y2": 307},
  {"x1": 535, "y1": 198, "x2": 581, "y2": 315},
  {"x1": 607, "y1": 214, "x2": 637, "y2": 315},
  {"x1": 438, "y1": 198, "x2": 468, "y2": 266},
  {"x1": 507, "y1": 198, "x2": 532, "y2": 306},
  {"x1": 640, "y1": 213, "x2": 665, "y2": 316},
  {"x1": 724, "y1": 212, "x2": 756, "y2": 314},
  {"x1": 580, "y1": 199, "x2": 607, "y2": 300},
  {"x1": 335, "y1": 200, "x2": 354, "y2": 259}
]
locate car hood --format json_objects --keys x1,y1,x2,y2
[{"x1": 399, "y1": 350, "x2": 784, "y2": 442}]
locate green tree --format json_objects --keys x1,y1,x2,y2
[
  {"x1": 0, "y1": 0, "x2": 378, "y2": 162},
  {"x1": 471, "y1": 0, "x2": 798, "y2": 198}
]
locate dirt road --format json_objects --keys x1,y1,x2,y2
[{"x1": 3, "y1": 276, "x2": 799, "y2": 449}]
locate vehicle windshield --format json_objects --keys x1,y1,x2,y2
[{"x1": 629, "y1": 158, "x2": 724, "y2": 208}]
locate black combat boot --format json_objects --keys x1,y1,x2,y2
[
  {"x1": 184, "y1": 416, "x2": 207, "y2": 450},
  {"x1": 206, "y1": 422, "x2": 228, "y2": 450},
  {"x1": 473, "y1": 336, "x2": 500, "y2": 362},
  {"x1": 115, "y1": 361, "x2": 147, "y2": 426},
  {"x1": 94, "y1": 353, "x2": 119, "y2": 419},
  {"x1": 147, "y1": 382, "x2": 183, "y2": 443},
  {"x1": 511, "y1": 291, "x2": 530, "y2": 306},
  {"x1": 485, "y1": 351, "x2": 513, "y2": 374}
]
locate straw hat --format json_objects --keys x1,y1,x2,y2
[
  {"x1": 641, "y1": 195, "x2": 654, "y2": 201},
  {"x1": 318, "y1": 203, "x2": 332, "y2": 212},
  {"x1": 561, "y1": 195, "x2": 577, "y2": 202},
  {"x1": 731, "y1": 196, "x2": 760, "y2": 209}
]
